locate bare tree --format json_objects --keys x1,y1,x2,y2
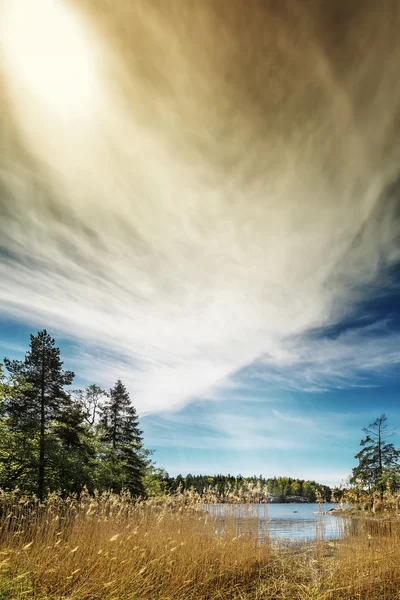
[{"x1": 72, "y1": 384, "x2": 107, "y2": 426}]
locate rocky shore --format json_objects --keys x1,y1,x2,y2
[{"x1": 268, "y1": 495, "x2": 310, "y2": 504}]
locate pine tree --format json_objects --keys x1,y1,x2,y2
[
  {"x1": 99, "y1": 379, "x2": 146, "y2": 496},
  {"x1": 4, "y1": 330, "x2": 75, "y2": 499},
  {"x1": 351, "y1": 414, "x2": 400, "y2": 497}
]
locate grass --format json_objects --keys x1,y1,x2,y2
[{"x1": 1, "y1": 490, "x2": 400, "y2": 599}]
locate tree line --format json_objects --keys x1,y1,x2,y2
[
  {"x1": 0, "y1": 330, "x2": 151, "y2": 500},
  {"x1": 164, "y1": 474, "x2": 337, "y2": 503},
  {"x1": 159, "y1": 415, "x2": 400, "y2": 505}
]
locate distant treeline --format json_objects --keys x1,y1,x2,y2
[{"x1": 164, "y1": 474, "x2": 344, "y2": 503}]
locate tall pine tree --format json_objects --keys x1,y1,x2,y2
[
  {"x1": 99, "y1": 379, "x2": 146, "y2": 496},
  {"x1": 4, "y1": 330, "x2": 75, "y2": 499},
  {"x1": 351, "y1": 414, "x2": 400, "y2": 497}
]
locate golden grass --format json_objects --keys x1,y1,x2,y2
[{"x1": 1, "y1": 490, "x2": 400, "y2": 599}]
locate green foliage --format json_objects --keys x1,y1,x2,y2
[
  {"x1": 0, "y1": 362, "x2": 30, "y2": 409},
  {"x1": 0, "y1": 332, "x2": 149, "y2": 500},
  {"x1": 141, "y1": 451, "x2": 169, "y2": 496},
  {"x1": 4, "y1": 330, "x2": 74, "y2": 433},
  {"x1": 0, "y1": 417, "x2": 39, "y2": 494},
  {"x1": 4, "y1": 330, "x2": 75, "y2": 499},
  {"x1": 99, "y1": 379, "x2": 146, "y2": 496}
]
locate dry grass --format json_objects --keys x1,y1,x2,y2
[{"x1": 1, "y1": 490, "x2": 400, "y2": 599}]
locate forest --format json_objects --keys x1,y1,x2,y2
[{"x1": 165, "y1": 474, "x2": 336, "y2": 503}]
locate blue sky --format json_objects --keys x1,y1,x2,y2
[
  {"x1": 143, "y1": 285, "x2": 400, "y2": 485},
  {"x1": 1, "y1": 0, "x2": 400, "y2": 488},
  {"x1": 2, "y1": 277, "x2": 400, "y2": 487}
]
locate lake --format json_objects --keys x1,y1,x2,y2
[{"x1": 205, "y1": 503, "x2": 345, "y2": 541}]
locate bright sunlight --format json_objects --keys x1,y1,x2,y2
[{"x1": 2, "y1": 0, "x2": 98, "y2": 116}]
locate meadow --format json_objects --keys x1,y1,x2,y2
[{"x1": 1, "y1": 490, "x2": 400, "y2": 600}]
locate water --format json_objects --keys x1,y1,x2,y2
[{"x1": 205, "y1": 503, "x2": 345, "y2": 541}]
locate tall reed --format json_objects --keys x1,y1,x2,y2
[{"x1": 1, "y1": 489, "x2": 400, "y2": 599}]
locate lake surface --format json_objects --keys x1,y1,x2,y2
[{"x1": 205, "y1": 503, "x2": 345, "y2": 541}]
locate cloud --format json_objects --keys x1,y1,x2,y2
[
  {"x1": 272, "y1": 410, "x2": 313, "y2": 426},
  {"x1": 143, "y1": 411, "x2": 303, "y2": 451},
  {"x1": 141, "y1": 405, "x2": 365, "y2": 484},
  {"x1": 255, "y1": 320, "x2": 400, "y2": 392},
  {"x1": 1, "y1": 0, "x2": 400, "y2": 412},
  {"x1": 143, "y1": 404, "x2": 371, "y2": 451}
]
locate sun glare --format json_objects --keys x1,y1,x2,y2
[{"x1": 2, "y1": 0, "x2": 98, "y2": 116}]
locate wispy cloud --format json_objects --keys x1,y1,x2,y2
[
  {"x1": 143, "y1": 405, "x2": 372, "y2": 452},
  {"x1": 272, "y1": 410, "x2": 313, "y2": 426},
  {"x1": 1, "y1": 1, "x2": 400, "y2": 412},
  {"x1": 254, "y1": 321, "x2": 400, "y2": 393},
  {"x1": 142, "y1": 405, "x2": 364, "y2": 484}
]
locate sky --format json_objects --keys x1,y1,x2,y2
[{"x1": 1, "y1": 0, "x2": 400, "y2": 487}]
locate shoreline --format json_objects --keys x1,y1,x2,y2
[{"x1": 328, "y1": 506, "x2": 400, "y2": 520}]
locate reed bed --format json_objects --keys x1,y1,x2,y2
[{"x1": 1, "y1": 489, "x2": 400, "y2": 599}]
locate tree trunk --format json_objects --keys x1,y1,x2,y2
[
  {"x1": 378, "y1": 423, "x2": 383, "y2": 499},
  {"x1": 38, "y1": 340, "x2": 46, "y2": 501},
  {"x1": 112, "y1": 406, "x2": 117, "y2": 451}
]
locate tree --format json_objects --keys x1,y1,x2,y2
[
  {"x1": 99, "y1": 379, "x2": 146, "y2": 496},
  {"x1": 4, "y1": 330, "x2": 75, "y2": 500},
  {"x1": 48, "y1": 401, "x2": 98, "y2": 495},
  {"x1": 0, "y1": 364, "x2": 37, "y2": 491},
  {"x1": 351, "y1": 414, "x2": 400, "y2": 497},
  {"x1": 0, "y1": 362, "x2": 30, "y2": 407},
  {"x1": 142, "y1": 459, "x2": 169, "y2": 497},
  {"x1": 72, "y1": 384, "x2": 107, "y2": 426}
]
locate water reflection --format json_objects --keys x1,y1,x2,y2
[{"x1": 205, "y1": 503, "x2": 345, "y2": 541}]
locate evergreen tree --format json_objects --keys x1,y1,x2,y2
[
  {"x1": 99, "y1": 379, "x2": 146, "y2": 496},
  {"x1": 351, "y1": 414, "x2": 400, "y2": 496},
  {"x1": 49, "y1": 401, "x2": 98, "y2": 495},
  {"x1": 4, "y1": 330, "x2": 75, "y2": 499}
]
